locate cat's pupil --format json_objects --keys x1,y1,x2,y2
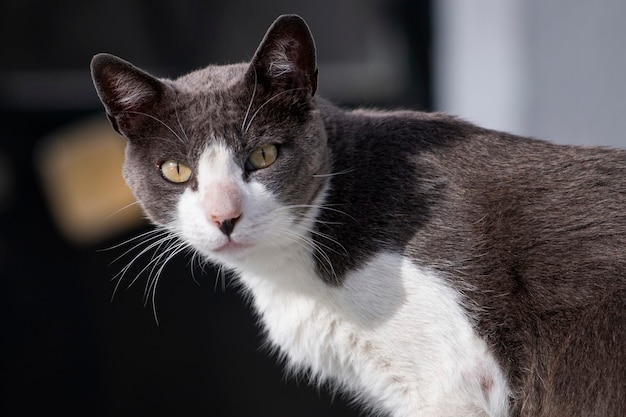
[
  {"x1": 246, "y1": 145, "x2": 278, "y2": 171},
  {"x1": 160, "y1": 160, "x2": 192, "y2": 183}
]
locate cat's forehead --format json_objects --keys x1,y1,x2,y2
[
  {"x1": 173, "y1": 63, "x2": 249, "y2": 94},
  {"x1": 168, "y1": 62, "x2": 252, "y2": 128},
  {"x1": 159, "y1": 63, "x2": 249, "y2": 138}
]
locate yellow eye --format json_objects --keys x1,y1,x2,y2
[
  {"x1": 160, "y1": 160, "x2": 192, "y2": 183},
  {"x1": 247, "y1": 145, "x2": 278, "y2": 170}
]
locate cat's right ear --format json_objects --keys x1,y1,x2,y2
[
  {"x1": 247, "y1": 15, "x2": 318, "y2": 97},
  {"x1": 90, "y1": 53, "x2": 171, "y2": 137}
]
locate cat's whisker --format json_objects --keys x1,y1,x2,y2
[
  {"x1": 106, "y1": 220, "x2": 209, "y2": 324},
  {"x1": 241, "y1": 68, "x2": 258, "y2": 133},
  {"x1": 121, "y1": 234, "x2": 177, "y2": 290},
  {"x1": 276, "y1": 202, "x2": 347, "y2": 215},
  {"x1": 213, "y1": 264, "x2": 231, "y2": 293},
  {"x1": 110, "y1": 239, "x2": 168, "y2": 292},
  {"x1": 104, "y1": 201, "x2": 142, "y2": 221},
  {"x1": 312, "y1": 168, "x2": 356, "y2": 178},
  {"x1": 244, "y1": 87, "x2": 308, "y2": 133},
  {"x1": 308, "y1": 219, "x2": 344, "y2": 226},
  {"x1": 213, "y1": 265, "x2": 222, "y2": 292},
  {"x1": 142, "y1": 238, "x2": 181, "y2": 298},
  {"x1": 116, "y1": 110, "x2": 187, "y2": 144},
  {"x1": 193, "y1": 250, "x2": 216, "y2": 282},
  {"x1": 107, "y1": 228, "x2": 172, "y2": 267},
  {"x1": 174, "y1": 100, "x2": 191, "y2": 145},
  {"x1": 276, "y1": 203, "x2": 356, "y2": 224},
  {"x1": 108, "y1": 227, "x2": 178, "y2": 303},
  {"x1": 278, "y1": 234, "x2": 331, "y2": 277},
  {"x1": 144, "y1": 239, "x2": 191, "y2": 325},
  {"x1": 307, "y1": 228, "x2": 349, "y2": 256},
  {"x1": 189, "y1": 251, "x2": 205, "y2": 287},
  {"x1": 274, "y1": 227, "x2": 339, "y2": 282},
  {"x1": 99, "y1": 227, "x2": 166, "y2": 253},
  {"x1": 267, "y1": 203, "x2": 350, "y2": 277}
]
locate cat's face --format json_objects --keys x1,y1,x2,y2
[{"x1": 91, "y1": 15, "x2": 328, "y2": 269}]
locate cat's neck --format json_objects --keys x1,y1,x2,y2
[{"x1": 308, "y1": 99, "x2": 443, "y2": 284}]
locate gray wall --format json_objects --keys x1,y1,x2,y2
[{"x1": 435, "y1": 0, "x2": 626, "y2": 148}]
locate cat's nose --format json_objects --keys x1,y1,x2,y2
[
  {"x1": 218, "y1": 217, "x2": 239, "y2": 236},
  {"x1": 215, "y1": 216, "x2": 240, "y2": 237},
  {"x1": 203, "y1": 181, "x2": 244, "y2": 237},
  {"x1": 209, "y1": 210, "x2": 242, "y2": 237}
]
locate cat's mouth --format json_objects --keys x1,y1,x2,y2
[{"x1": 212, "y1": 239, "x2": 253, "y2": 255}]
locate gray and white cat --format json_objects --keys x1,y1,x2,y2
[{"x1": 91, "y1": 14, "x2": 625, "y2": 417}]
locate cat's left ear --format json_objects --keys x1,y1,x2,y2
[
  {"x1": 248, "y1": 14, "x2": 318, "y2": 97},
  {"x1": 90, "y1": 53, "x2": 173, "y2": 137}
]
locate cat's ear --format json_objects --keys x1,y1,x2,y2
[
  {"x1": 90, "y1": 53, "x2": 172, "y2": 136},
  {"x1": 248, "y1": 14, "x2": 318, "y2": 97}
]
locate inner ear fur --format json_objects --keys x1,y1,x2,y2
[
  {"x1": 90, "y1": 53, "x2": 173, "y2": 137},
  {"x1": 248, "y1": 14, "x2": 318, "y2": 96}
]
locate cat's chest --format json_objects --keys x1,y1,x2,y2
[{"x1": 238, "y1": 251, "x2": 509, "y2": 416}]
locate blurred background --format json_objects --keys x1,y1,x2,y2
[{"x1": 1, "y1": 1, "x2": 625, "y2": 416}]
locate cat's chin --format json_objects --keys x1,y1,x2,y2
[{"x1": 202, "y1": 234, "x2": 298, "y2": 273}]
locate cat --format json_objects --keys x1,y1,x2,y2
[{"x1": 91, "y1": 14, "x2": 626, "y2": 417}]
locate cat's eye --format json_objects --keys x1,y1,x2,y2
[
  {"x1": 247, "y1": 145, "x2": 278, "y2": 170},
  {"x1": 160, "y1": 160, "x2": 192, "y2": 183}
]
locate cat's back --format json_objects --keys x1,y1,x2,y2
[
  {"x1": 321, "y1": 102, "x2": 626, "y2": 253},
  {"x1": 319, "y1": 100, "x2": 626, "y2": 311}
]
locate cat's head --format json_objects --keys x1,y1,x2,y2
[{"x1": 90, "y1": 15, "x2": 329, "y2": 270}]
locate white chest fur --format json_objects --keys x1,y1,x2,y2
[{"x1": 238, "y1": 252, "x2": 510, "y2": 417}]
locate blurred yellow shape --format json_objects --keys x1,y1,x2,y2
[{"x1": 37, "y1": 116, "x2": 145, "y2": 244}]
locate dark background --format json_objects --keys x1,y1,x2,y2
[{"x1": 0, "y1": 1, "x2": 432, "y2": 416}]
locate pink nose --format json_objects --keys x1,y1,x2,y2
[{"x1": 203, "y1": 182, "x2": 243, "y2": 236}]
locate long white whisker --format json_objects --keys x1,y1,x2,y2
[
  {"x1": 312, "y1": 168, "x2": 356, "y2": 178},
  {"x1": 105, "y1": 222, "x2": 206, "y2": 326},
  {"x1": 275, "y1": 203, "x2": 356, "y2": 223},
  {"x1": 274, "y1": 227, "x2": 339, "y2": 282},
  {"x1": 107, "y1": 229, "x2": 171, "y2": 266},
  {"x1": 109, "y1": 229, "x2": 176, "y2": 302},
  {"x1": 241, "y1": 69, "x2": 258, "y2": 133},
  {"x1": 145, "y1": 240, "x2": 191, "y2": 325},
  {"x1": 104, "y1": 201, "x2": 142, "y2": 221},
  {"x1": 115, "y1": 110, "x2": 187, "y2": 144},
  {"x1": 109, "y1": 232, "x2": 169, "y2": 282},
  {"x1": 174, "y1": 102, "x2": 191, "y2": 144},
  {"x1": 217, "y1": 266, "x2": 228, "y2": 292},
  {"x1": 142, "y1": 238, "x2": 183, "y2": 303},
  {"x1": 307, "y1": 228, "x2": 349, "y2": 256},
  {"x1": 244, "y1": 87, "x2": 308, "y2": 133},
  {"x1": 189, "y1": 251, "x2": 204, "y2": 287},
  {"x1": 99, "y1": 227, "x2": 164, "y2": 252},
  {"x1": 120, "y1": 235, "x2": 177, "y2": 292}
]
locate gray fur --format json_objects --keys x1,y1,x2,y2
[{"x1": 91, "y1": 14, "x2": 626, "y2": 416}]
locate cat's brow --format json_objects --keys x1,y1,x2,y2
[
  {"x1": 244, "y1": 87, "x2": 308, "y2": 133},
  {"x1": 116, "y1": 110, "x2": 187, "y2": 144}
]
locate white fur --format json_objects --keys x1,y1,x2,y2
[
  {"x1": 112, "y1": 74, "x2": 153, "y2": 108},
  {"x1": 268, "y1": 39, "x2": 296, "y2": 77},
  {"x1": 177, "y1": 144, "x2": 510, "y2": 416}
]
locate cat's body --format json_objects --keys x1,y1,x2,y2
[{"x1": 91, "y1": 15, "x2": 626, "y2": 417}]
